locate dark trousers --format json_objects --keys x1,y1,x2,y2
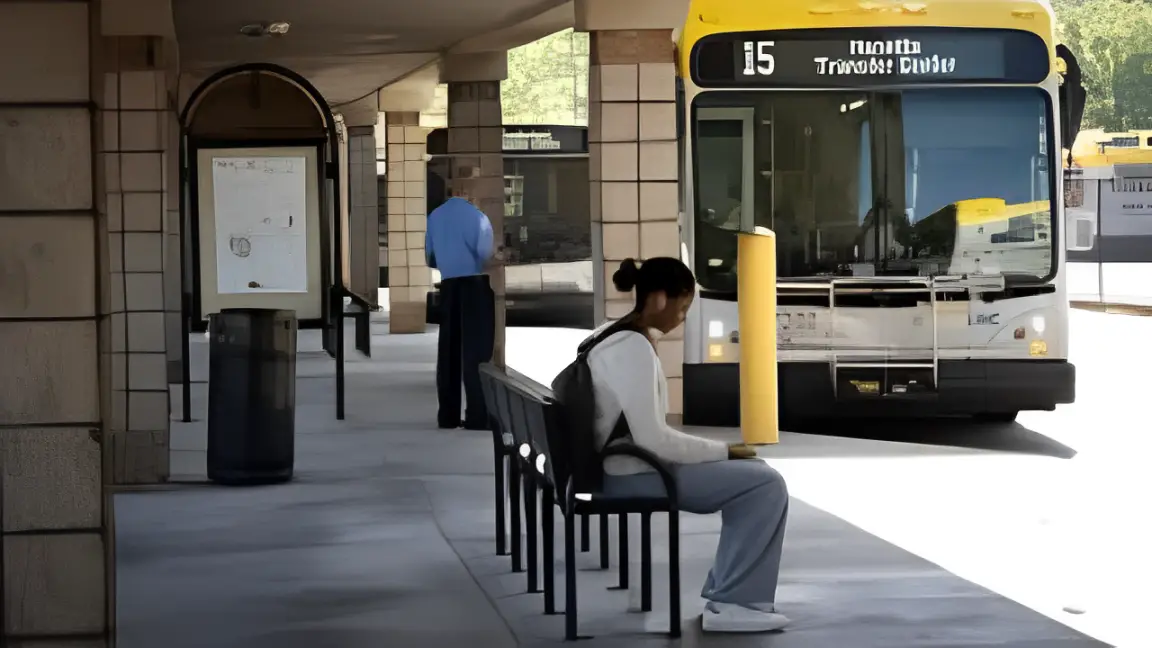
[{"x1": 437, "y1": 274, "x2": 495, "y2": 428}]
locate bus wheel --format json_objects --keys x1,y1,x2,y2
[{"x1": 974, "y1": 412, "x2": 1018, "y2": 424}]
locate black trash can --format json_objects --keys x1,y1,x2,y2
[{"x1": 207, "y1": 308, "x2": 298, "y2": 485}]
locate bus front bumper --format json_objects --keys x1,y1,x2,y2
[{"x1": 682, "y1": 359, "x2": 1076, "y2": 426}]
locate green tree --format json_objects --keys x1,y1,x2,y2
[
  {"x1": 502, "y1": 29, "x2": 590, "y2": 125},
  {"x1": 1053, "y1": 0, "x2": 1152, "y2": 131}
]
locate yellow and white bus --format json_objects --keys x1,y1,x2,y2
[{"x1": 676, "y1": 0, "x2": 1086, "y2": 425}]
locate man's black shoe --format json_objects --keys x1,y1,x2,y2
[{"x1": 438, "y1": 420, "x2": 461, "y2": 429}]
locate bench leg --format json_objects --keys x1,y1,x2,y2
[
  {"x1": 609, "y1": 513, "x2": 628, "y2": 590},
  {"x1": 509, "y1": 460, "x2": 523, "y2": 573},
  {"x1": 525, "y1": 472, "x2": 540, "y2": 594},
  {"x1": 494, "y1": 449, "x2": 507, "y2": 556},
  {"x1": 542, "y1": 488, "x2": 557, "y2": 615},
  {"x1": 598, "y1": 513, "x2": 610, "y2": 570},
  {"x1": 564, "y1": 511, "x2": 581, "y2": 640},
  {"x1": 579, "y1": 514, "x2": 590, "y2": 553},
  {"x1": 668, "y1": 510, "x2": 682, "y2": 639},
  {"x1": 640, "y1": 512, "x2": 652, "y2": 612}
]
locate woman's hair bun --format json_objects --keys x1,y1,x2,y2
[{"x1": 612, "y1": 258, "x2": 640, "y2": 293}]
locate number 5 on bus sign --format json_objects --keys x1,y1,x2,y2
[{"x1": 743, "y1": 41, "x2": 775, "y2": 76}]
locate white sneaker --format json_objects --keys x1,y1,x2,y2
[{"x1": 701, "y1": 601, "x2": 791, "y2": 633}]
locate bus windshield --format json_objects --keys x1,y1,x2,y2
[{"x1": 691, "y1": 87, "x2": 1054, "y2": 292}]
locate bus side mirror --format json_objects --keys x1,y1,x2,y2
[
  {"x1": 1066, "y1": 210, "x2": 1096, "y2": 252},
  {"x1": 1056, "y1": 45, "x2": 1087, "y2": 154}
]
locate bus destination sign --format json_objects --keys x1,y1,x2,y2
[{"x1": 692, "y1": 28, "x2": 1049, "y2": 88}]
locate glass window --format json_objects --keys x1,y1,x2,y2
[
  {"x1": 501, "y1": 157, "x2": 591, "y2": 265},
  {"x1": 692, "y1": 87, "x2": 1054, "y2": 290},
  {"x1": 505, "y1": 170, "x2": 525, "y2": 220}
]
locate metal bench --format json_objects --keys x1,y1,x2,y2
[{"x1": 479, "y1": 362, "x2": 683, "y2": 640}]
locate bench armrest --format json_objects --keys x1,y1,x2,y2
[{"x1": 600, "y1": 443, "x2": 679, "y2": 509}]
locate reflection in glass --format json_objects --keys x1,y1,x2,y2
[
  {"x1": 502, "y1": 157, "x2": 591, "y2": 265},
  {"x1": 692, "y1": 87, "x2": 1054, "y2": 291}
]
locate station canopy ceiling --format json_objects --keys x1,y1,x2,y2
[{"x1": 172, "y1": 0, "x2": 574, "y2": 107}]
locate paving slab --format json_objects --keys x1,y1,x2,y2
[{"x1": 115, "y1": 319, "x2": 1111, "y2": 647}]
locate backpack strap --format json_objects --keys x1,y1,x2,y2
[
  {"x1": 577, "y1": 315, "x2": 641, "y2": 357},
  {"x1": 579, "y1": 316, "x2": 644, "y2": 457}
]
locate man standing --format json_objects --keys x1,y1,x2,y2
[{"x1": 426, "y1": 191, "x2": 497, "y2": 429}]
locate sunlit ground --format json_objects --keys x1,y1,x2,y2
[{"x1": 506, "y1": 310, "x2": 1146, "y2": 648}]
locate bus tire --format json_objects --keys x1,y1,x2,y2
[{"x1": 973, "y1": 411, "x2": 1018, "y2": 424}]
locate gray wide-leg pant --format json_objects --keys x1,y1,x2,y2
[{"x1": 603, "y1": 458, "x2": 789, "y2": 605}]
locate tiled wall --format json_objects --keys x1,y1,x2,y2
[
  {"x1": 446, "y1": 81, "x2": 506, "y2": 366},
  {"x1": 101, "y1": 44, "x2": 172, "y2": 484},
  {"x1": 385, "y1": 112, "x2": 432, "y2": 333},
  {"x1": 588, "y1": 29, "x2": 685, "y2": 420}
]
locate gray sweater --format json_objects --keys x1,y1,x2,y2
[{"x1": 587, "y1": 328, "x2": 729, "y2": 475}]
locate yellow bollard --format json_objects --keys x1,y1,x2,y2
[{"x1": 737, "y1": 227, "x2": 779, "y2": 445}]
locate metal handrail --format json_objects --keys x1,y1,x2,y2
[{"x1": 828, "y1": 276, "x2": 940, "y2": 397}]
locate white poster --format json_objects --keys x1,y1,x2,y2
[{"x1": 211, "y1": 156, "x2": 308, "y2": 294}]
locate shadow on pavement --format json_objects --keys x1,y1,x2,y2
[{"x1": 787, "y1": 417, "x2": 1078, "y2": 460}]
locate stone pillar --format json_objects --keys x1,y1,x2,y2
[
  {"x1": 443, "y1": 51, "x2": 507, "y2": 366},
  {"x1": 384, "y1": 112, "x2": 432, "y2": 333},
  {"x1": 1, "y1": 1, "x2": 107, "y2": 644},
  {"x1": 579, "y1": 3, "x2": 684, "y2": 420}
]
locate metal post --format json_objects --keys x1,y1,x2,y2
[
  {"x1": 335, "y1": 288, "x2": 345, "y2": 420},
  {"x1": 180, "y1": 293, "x2": 192, "y2": 422},
  {"x1": 178, "y1": 135, "x2": 193, "y2": 423},
  {"x1": 737, "y1": 228, "x2": 779, "y2": 444}
]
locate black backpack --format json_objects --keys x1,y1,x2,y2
[{"x1": 549, "y1": 319, "x2": 639, "y2": 496}]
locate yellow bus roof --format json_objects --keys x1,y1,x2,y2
[
  {"x1": 1067, "y1": 150, "x2": 1152, "y2": 168},
  {"x1": 1063, "y1": 129, "x2": 1152, "y2": 168},
  {"x1": 954, "y1": 198, "x2": 1049, "y2": 226},
  {"x1": 678, "y1": 0, "x2": 1056, "y2": 77}
]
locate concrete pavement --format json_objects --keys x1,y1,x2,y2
[
  {"x1": 115, "y1": 314, "x2": 1113, "y2": 647},
  {"x1": 507, "y1": 310, "x2": 1149, "y2": 648}
]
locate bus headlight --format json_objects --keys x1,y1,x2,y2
[
  {"x1": 1032, "y1": 315, "x2": 1047, "y2": 335},
  {"x1": 709, "y1": 320, "x2": 724, "y2": 338}
]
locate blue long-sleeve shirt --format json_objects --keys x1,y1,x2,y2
[{"x1": 425, "y1": 197, "x2": 494, "y2": 280}]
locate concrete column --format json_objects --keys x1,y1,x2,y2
[
  {"x1": 443, "y1": 51, "x2": 507, "y2": 366},
  {"x1": 0, "y1": 1, "x2": 109, "y2": 644},
  {"x1": 582, "y1": 21, "x2": 684, "y2": 420},
  {"x1": 384, "y1": 112, "x2": 432, "y2": 333}
]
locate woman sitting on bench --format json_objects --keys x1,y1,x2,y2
[{"x1": 587, "y1": 256, "x2": 791, "y2": 634}]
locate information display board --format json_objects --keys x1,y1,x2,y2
[
  {"x1": 212, "y1": 156, "x2": 309, "y2": 294},
  {"x1": 692, "y1": 27, "x2": 1050, "y2": 88},
  {"x1": 196, "y1": 147, "x2": 322, "y2": 321}
]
